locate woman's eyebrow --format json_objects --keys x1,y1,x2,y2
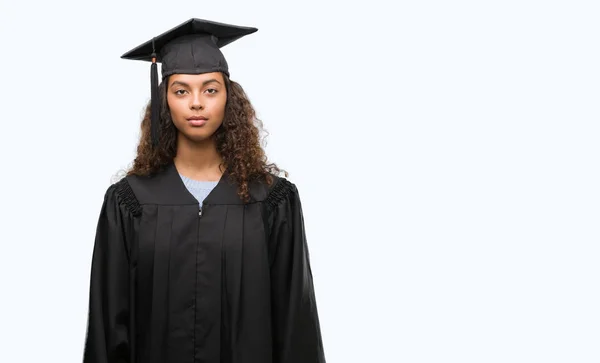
[
  {"x1": 170, "y1": 79, "x2": 221, "y2": 88},
  {"x1": 170, "y1": 80, "x2": 189, "y2": 88}
]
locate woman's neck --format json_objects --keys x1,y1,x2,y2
[{"x1": 174, "y1": 134, "x2": 224, "y2": 181}]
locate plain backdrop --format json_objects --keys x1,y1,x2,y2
[{"x1": 0, "y1": 0, "x2": 599, "y2": 362}]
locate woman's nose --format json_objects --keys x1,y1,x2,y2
[{"x1": 190, "y1": 93, "x2": 203, "y2": 110}]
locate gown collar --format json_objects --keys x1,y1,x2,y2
[{"x1": 166, "y1": 161, "x2": 246, "y2": 205}]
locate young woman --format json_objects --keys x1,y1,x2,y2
[{"x1": 83, "y1": 18, "x2": 326, "y2": 363}]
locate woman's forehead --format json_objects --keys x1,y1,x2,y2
[{"x1": 168, "y1": 72, "x2": 225, "y2": 85}]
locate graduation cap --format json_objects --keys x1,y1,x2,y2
[{"x1": 121, "y1": 18, "x2": 258, "y2": 148}]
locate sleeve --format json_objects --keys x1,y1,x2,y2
[
  {"x1": 83, "y1": 181, "x2": 136, "y2": 363},
  {"x1": 267, "y1": 179, "x2": 326, "y2": 363}
]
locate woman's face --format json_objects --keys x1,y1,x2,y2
[{"x1": 166, "y1": 72, "x2": 227, "y2": 142}]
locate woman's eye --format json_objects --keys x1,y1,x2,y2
[
  {"x1": 205, "y1": 88, "x2": 218, "y2": 94},
  {"x1": 174, "y1": 89, "x2": 187, "y2": 95}
]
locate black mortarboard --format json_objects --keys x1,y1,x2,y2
[{"x1": 121, "y1": 18, "x2": 258, "y2": 148}]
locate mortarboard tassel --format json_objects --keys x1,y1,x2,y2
[{"x1": 150, "y1": 38, "x2": 160, "y2": 149}]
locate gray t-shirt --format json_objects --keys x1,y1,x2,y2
[{"x1": 179, "y1": 173, "x2": 219, "y2": 206}]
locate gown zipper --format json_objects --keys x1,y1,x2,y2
[{"x1": 194, "y1": 202, "x2": 205, "y2": 359}]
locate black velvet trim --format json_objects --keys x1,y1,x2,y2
[
  {"x1": 265, "y1": 178, "x2": 293, "y2": 210},
  {"x1": 114, "y1": 178, "x2": 142, "y2": 217}
]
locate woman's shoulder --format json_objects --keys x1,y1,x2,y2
[
  {"x1": 103, "y1": 176, "x2": 143, "y2": 217},
  {"x1": 264, "y1": 174, "x2": 295, "y2": 208},
  {"x1": 248, "y1": 172, "x2": 297, "y2": 207}
]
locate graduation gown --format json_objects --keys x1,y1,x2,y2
[{"x1": 83, "y1": 161, "x2": 326, "y2": 363}]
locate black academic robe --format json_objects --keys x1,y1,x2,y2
[{"x1": 83, "y1": 161, "x2": 326, "y2": 363}]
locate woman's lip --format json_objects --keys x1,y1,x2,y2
[{"x1": 188, "y1": 119, "x2": 207, "y2": 126}]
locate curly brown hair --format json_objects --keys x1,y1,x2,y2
[{"x1": 126, "y1": 73, "x2": 287, "y2": 203}]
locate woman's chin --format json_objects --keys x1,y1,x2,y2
[{"x1": 178, "y1": 129, "x2": 216, "y2": 144}]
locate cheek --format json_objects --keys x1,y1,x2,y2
[
  {"x1": 210, "y1": 95, "x2": 227, "y2": 118},
  {"x1": 167, "y1": 95, "x2": 185, "y2": 119}
]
